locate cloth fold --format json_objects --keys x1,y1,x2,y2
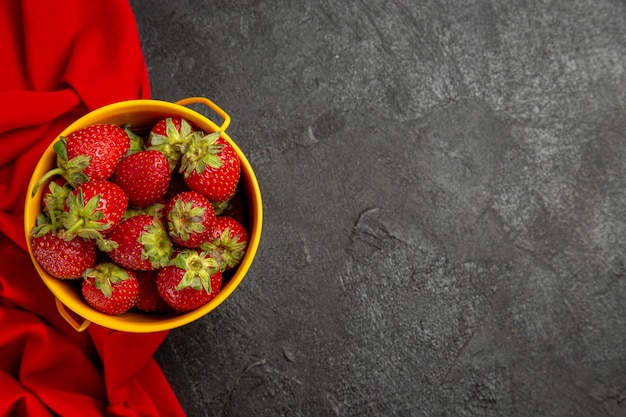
[{"x1": 0, "y1": 0, "x2": 185, "y2": 415}]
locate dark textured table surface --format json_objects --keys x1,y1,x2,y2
[{"x1": 129, "y1": 1, "x2": 625, "y2": 416}]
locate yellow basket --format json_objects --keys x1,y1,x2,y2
[{"x1": 23, "y1": 97, "x2": 263, "y2": 333}]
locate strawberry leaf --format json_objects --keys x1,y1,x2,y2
[
  {"x1": 179, "y1": 131, "x2": 224, "y2": 177},
  {"x1": 43, "y1": 180, "x2": 72, "y2": 215},
  {"x1": 53, "y1": 138, "x2": 69, "y2": 161},
  {"x1": 96, "y1": 238, "x2": 119, "y2": 252},
  {"x1": 173, "y1": 249, "x2": 219, "y2": 293},
  {"x1": 83, "y1": 263, "x2": 130, "y2": 298},
  {"x1": 30, "y1": 213, "x2": 56, "y2": 238},
  {"x1": 123, "y1": 124, "x2": 145, "y2": 156}
]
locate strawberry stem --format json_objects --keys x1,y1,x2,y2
[
  {"x1": 65, "y1": 218, "x2": 85, "y2": 235},
  {"x1": 31, "y1": 167, "x2": 65, "y2": 197}
]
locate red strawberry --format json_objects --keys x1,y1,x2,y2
[
  {"x1": 135, "y1": 270, "x2": 170, "y2": 312},
  {"x1": 106, "y1": 214, "x2": 173, "y2": 270},
  {"x1": 65, "y1": 124, "x2": 130, "y2": 180},
  {"x1": 113, "y1": 150, "x2": 171, "y2": 208},
  {"x1": 81, "y1": 262, "x2": 139, "y2": 315},
  {"x1": 62, "y1": 180, "x2": 128, "y2": 238},
  {"x1": 156, "y1": 249, "x2": 222, "y2": 312},
  {"x1": 30, "y1": 229, "x2": 97, "y2": 279},
  {"x1": 33, "y1": 124, "x2": 130, "y2": 193},
  {"x1": 165, "y1": 191, "x2": 216, "y2": 247},
  {"x1": 179, "y1": 131, "x2": 241, "y2": 202},
  {"x1": 200, "y1": 216, "x2": 248, "y2": 271},
  {"x1": 147, "y1": 117, "x2": 195, "y2": 170}
]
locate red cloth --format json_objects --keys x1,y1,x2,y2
[{"x1": 0, "y1": 1, "x2": 185, "y2": 416}]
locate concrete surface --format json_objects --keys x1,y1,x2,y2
[{"x1": 129, "y1": 1, "x2": 626, "y2": 415}]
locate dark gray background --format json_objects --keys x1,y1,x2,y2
[{"x1": 129, "y1": 1, "x2": 626, "y2": 416}]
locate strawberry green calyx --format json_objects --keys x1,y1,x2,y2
[
  {"x1": 148, "y1": 118, "x2": 194, "y2": 170},
  {"x1": 179, "y1": 131, "x2": 223, "y2": 177},
  {"x1": 201, "y1": 229, "x2": 248, "y2": 271},
  {"x1": 106, "y1": 215, "x2": 172, "y2": 271},
  {"x1": 173, "y1": 249, "x2": 219, "y2": 294},
  {"x1": 138, "y1": 218, "x2": 174, "y2": 268},
  {"x1": 30, "y1": 213, "x2": 59, "y2": 238},
  {"x1": 168, "y1": 198, "x2": 208, "y2": 242},
  {"x1": 32, "y1": 138, "x2": 90, "y2": 195},
  {"x1": 150, "y1": 118, "x2": 194, "y2": 147},
  {"x1": 82, "y1": 262, "x2": 131, "y2": 298},
  {"x1": 33, "y1": 180, "x2": 71, "y2": 237},
  {"x1": 61, "y1": 189, "x2": 110, "y2": 240},
  {"x1": 123, "y1": 124, "x2": 146, "y2": 156},
  {"x1": 96, "y1": 238, "x2": 119, "y2": 253},
  {"x1": 43, "y1": 180, "x2": 72, "y2": 222},
  {"x1": 211, "y1": 198, "x2": 232, "y2": 216}
]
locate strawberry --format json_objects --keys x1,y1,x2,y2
[
  {"x1": 81, "y1": 262, "x2": 139, "y2": 315},
  {"x1": 106, "y1": 214, "x2": 173, "y2": 270},
  {"x1": 179, "y1": 131, "x2": 241, "y2": 202},
  {"x1": 200, "y1": 216, "x2": 248, "y2": 271},
  {"x1": 135, "y1": 270, "x2": 170, "y2": 312},
  {"x1": 65, "y1": 124, "x2": 130, "y2": 180},
  {"x1": 30, "y1": 213, "x2": 97, "y2": 279},
  {"x1": 147, "y1": 117, "x2": 195, "y2": 171},
  {"x1": 33, "y1": 124, "x2": 130, "y2": 192},
  {"x1": 156, "y1": 249, "x2": 222, "y2": 312},
  {"x1": 113, "y1": 150, "x2": 171, "y2": 208},
  {"x1": 165, "y1": 191, "x2": 216, "y2": 248},
  {"x1": 62, "y1": 180, "x2": 128, "y2": 238}
]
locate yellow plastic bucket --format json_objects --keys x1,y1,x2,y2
[{"x1": 24, "y1": 97, "x2": 263, "y2": 333}]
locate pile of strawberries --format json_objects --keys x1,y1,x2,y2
[{"x1": 30, "y1": 118, "x2": 249, "y2": 316}]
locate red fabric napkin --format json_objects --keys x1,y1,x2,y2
[{"x1": 0, "y1": 1, "x2": 186, "y2": 416}]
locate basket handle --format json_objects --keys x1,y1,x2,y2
[
  {"x1": 176, "y1": 97, "x2": 231, "y2": 132},
  {"x1": 55, "y1": 298, "x2": 91, "y2": 332}
]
